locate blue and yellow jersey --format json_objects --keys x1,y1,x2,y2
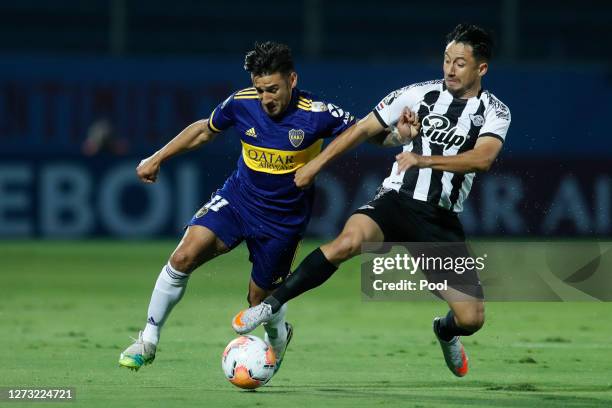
[{"x1": 206, "y1": 87, "x2": 355, "y2": 235}]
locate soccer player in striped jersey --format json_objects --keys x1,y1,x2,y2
[
  {"x1": 232, "y1": 24, "x2": 511, "y2": 378},
  {"x1": 118, "y1": 42, "x2": 355, "y2": 372}
]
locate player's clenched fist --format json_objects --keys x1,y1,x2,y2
[
  {"x1": 294, "y1": 161, "x2": 318, "y2": 189},
  {"x1": 136, "y1": 156, "x2": 161, "y2": 183},
  {"x1": 395, "y1": 151, "x2": 421, "y2": 174},
  {"x1": 397, "y1": 107, "x2": 420, "y2": 141}
]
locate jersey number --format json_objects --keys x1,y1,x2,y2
[
  {"x1": 196, "y1": 195, "x2": 229, "y2": 217},
  {"x1": 206, "y1": 195, "x2": 229, "y2": 212}
]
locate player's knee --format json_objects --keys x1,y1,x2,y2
[
  {"x1": 329, "y1": 231, "x2": 362, "y2": 262},
  {"x1": 169, "y1": 249, "x2": 197, "y2": 273},
  {"x1": 455, "y1": 309, "x2": 485, "y2": 334}
]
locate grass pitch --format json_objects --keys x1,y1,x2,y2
[{"x1": 1, "y1": 240, "x2": 612, "y2": 407}]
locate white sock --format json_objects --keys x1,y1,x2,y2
[
  {"x1": 264, "y1": 304, "x2": 288, "y2": 351},
  {"x1": 141, "y1": 262, "x2": 190, "y2": 345}
]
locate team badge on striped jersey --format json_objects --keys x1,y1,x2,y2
[
  {"x1": 288, "y1": 129, "x2": 305, "y2": 147},
  {"x1": 469, "y1": 114, "x2": 484, "y2": 127}
]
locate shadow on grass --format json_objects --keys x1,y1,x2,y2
[{"x1": 249, "y1": 380, "x2": 612, "y2": 407}]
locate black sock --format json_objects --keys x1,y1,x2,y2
[
  {"x1": 264, "y1": 248, "x2": 337, "y2": 313},
  {"x1": 436, "y1": 310, "x2": 476, "y2": 341}
]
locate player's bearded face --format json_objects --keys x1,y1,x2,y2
[
  {"x1": 252, "y1": 72, "x2": 297, "y2": 117},
  {"x1": 443, "y1": 41, "x2": 487, "y2": 98}
]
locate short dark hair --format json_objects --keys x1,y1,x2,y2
[
  {"x1": 446, "y1": 24, "x2": 493, "y2": 61},
  {"x1": 244, "y1": 41, "x2": 294, "y2": 76}
]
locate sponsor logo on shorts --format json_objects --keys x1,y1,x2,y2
[{"x1": 195, "y1": 206, "x2": 208, "y2": 217}]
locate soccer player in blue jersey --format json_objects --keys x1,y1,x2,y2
[{"x1": 118, "y1": 42, "x2": 355, "y2": 372}]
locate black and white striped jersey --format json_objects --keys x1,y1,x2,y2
[{"x1": 373, "y1": 79, "x2": 511, "y2": 213}]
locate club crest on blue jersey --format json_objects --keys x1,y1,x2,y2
[{"x1": 288, "y1": 129, "x2": 305, "y2": 147}]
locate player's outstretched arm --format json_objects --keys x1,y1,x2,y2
[
  {"x1": 294, "y1": 113, "x2": 384, "y2": 188},
  {"x1": 395, "y1": 136, "x2": 503, "y2": 174},
  {"x1": 370, "y1": 126, "x2": 410, "y2": 147},
  {"x1": 136, "y1": 119, "x2": 218, "y2": 183},
  {"x1": 314, "y1": 112, "x2": 385, "y2": 161}
]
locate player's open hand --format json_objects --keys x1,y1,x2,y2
[
  {"x1": 136, "y1": 157, "x2": 161, "y2": 183},
  {"x1": 396, "y1": 107, "x2": 420, "y2": 141},
  {"x1": 294, "y1": 162, "x2": 318, "y2": 189},
  {"x1": 395, "y1": 151, "x2": 421, "y2": 174}
]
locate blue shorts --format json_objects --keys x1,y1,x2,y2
[{"x1": 187, "y1": 190, "x2": 302, "y2": 290}]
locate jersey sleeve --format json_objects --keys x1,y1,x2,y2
[
  {"x1": 316, "y1": 101, "x2": 356, "y2": 137},
  {"x1": 207, "y1": 93, "x2": 236, "y2": 133},
  {"x1": 479, "y1": 96, "x2": 511, "y2": 142},
  {"x1": 372, "y1": 86, "x2": 420, "y2": 128}
]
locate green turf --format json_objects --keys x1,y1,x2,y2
[{"x1": 1, "y1": 240, "x2": 611, "y2": 407}]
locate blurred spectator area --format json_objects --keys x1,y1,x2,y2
[
  {"x1": 1, "y1": 0, "x2": 611, "y2": 62},
  {"x1": 1, "y1": 0, "x2": 611, "y2": 157},
  {"x1": 0, "y1": 0, "x2": 610, "y2": 238}
]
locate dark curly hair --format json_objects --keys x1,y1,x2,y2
[
  {"x1": 446, "y1": 24, "x2": 493, "y2": 61},
  {"x1": 244, "y1": 41, "x2": 295, "y2": 76}
]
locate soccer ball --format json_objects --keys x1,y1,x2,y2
[{"x1": 221, "y1": 335, "x2": 276, "y2": 389}]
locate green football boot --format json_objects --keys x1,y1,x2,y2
[{"x1": 119, "y1": 331, "x2": 156, "y2": 371}]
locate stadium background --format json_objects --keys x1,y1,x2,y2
[{"x1": 2, "y1": 0, "x2": 611, "y2": 239}]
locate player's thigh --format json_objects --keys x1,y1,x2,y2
[
  {"x1": 423, "y1": 242, "x2": 484, "y2": 328},
  {"x1": 177, "y1": 188, "x2": 245, "y2": 273},
  {"x1": 322, "y1": 214, "x2": 384, "y2": 263},
  {"x1": 246, "y1": 235, "x2": 301, "y2": 300},
  {"x1": 341, "y1": 213, "x2": 385, "y2": 241},
  {"x1": 169, "y1": 225, "x2": 230, "y2": 273}
]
